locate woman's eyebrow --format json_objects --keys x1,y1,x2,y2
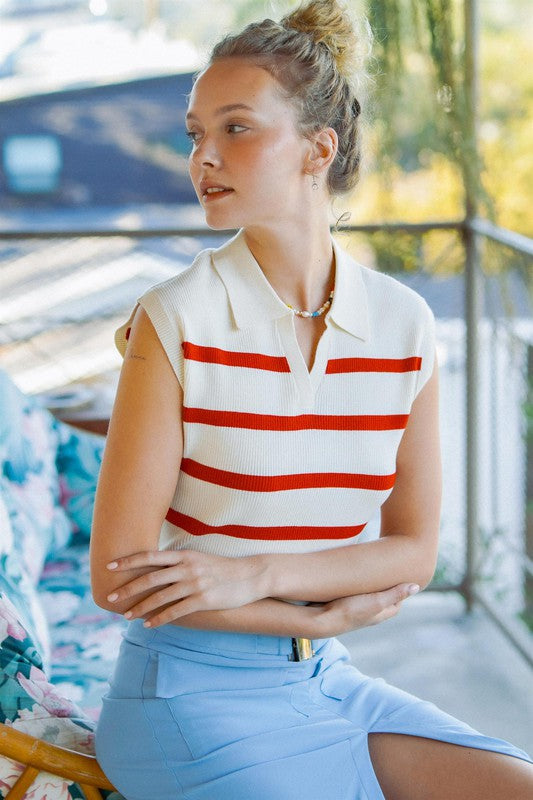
[{"x1": 186, "y1": 103, "x2": 255, "y2": 121}]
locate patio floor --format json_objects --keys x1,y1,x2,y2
[{"x1": 339, "y1": 590, "x2": 532, "y2": 755}]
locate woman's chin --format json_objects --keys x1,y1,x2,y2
[{"x1": 203, "y1": 209, "x2": 242, "y2": 231}]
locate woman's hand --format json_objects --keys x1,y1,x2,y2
[
  {"x1": 315, "y1": 583, "x2": 420, "y2": 637},
  {"x1": 105, "y1": 549, "x2": 269, "y2": 626}
]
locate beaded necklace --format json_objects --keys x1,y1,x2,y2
[{"x1": 286, "y1": 290, "x2": 334, "y2": 319}]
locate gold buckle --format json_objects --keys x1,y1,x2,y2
[{"x1": 290, "y1": 637, "x2": 314, "y2": 661}]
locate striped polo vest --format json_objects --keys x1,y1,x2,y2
[{"x1": 133, "y1": 230, "x2": 435, "y2": 557}]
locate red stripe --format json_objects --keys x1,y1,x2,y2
[
  {"x1": 181, "y1": 458, "x2": 395, "y2": 492},
  {"x1": 183, "y1": 407, "x2": 409, "y2": 431},
  {"x1": 326, "y1": 356, "x2": 422, "y2": 374},
  {"x1": 183, "y1": 342, "x2": 290, "y2": 373},
  {"x1": 165, "y1": 509, "x2": 366, "y2": 541}
]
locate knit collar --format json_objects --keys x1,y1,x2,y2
[{"x1": 211, "y1": 229, "x2": 369, "y2": 341}]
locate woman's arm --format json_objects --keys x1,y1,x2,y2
[
  {"x1": 90, "y1": 306, "x2": 184, "y2": 607},
  {"x1": 104, "y1": 359, "x2": 441, "y2": 623},
  {"x1": 170, "y1": 582, "x2": 420, "y2": 638}
]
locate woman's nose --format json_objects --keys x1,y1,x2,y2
[{"x1": 190, "y1": 136, "x2": 221, "y2": 168}]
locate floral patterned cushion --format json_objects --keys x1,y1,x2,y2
[
  {"x1": 0, "y1": 591, "x2": 125, "y2": 799},
  {"x1": 0, "y1": 369, "x2": 106, "y2": 668},
  {"x1": 0, "y1": 541, "x2": 126, "y2": 800},
  {"x1": 0, "y1": 593, "x2": 99, "y2": 800},
  {"x1": 0, "y1": 371, "x2": 72, "y2": 584},
  {"x1": 56, "y1": 424, "x2": 105, "y2": 546},
  {"x1": 40, "y1": 543, "x2": 125, "y2": 721},
  {"x1": 0, "y1": 369, "x2": 125, "y2": 798},
  {"x1": 0, "y1": 493, "x2": 51, "y2": 667}
]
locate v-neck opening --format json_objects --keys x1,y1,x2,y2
[{"x1": 277, "y1": 315, "x2": 331, "y2": 410}]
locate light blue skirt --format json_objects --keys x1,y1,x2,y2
[{"x1": 95, "y1": 620, "x2": 531, "y2": 800}]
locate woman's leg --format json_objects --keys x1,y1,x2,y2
[{"x1": 368, "y1": 733, "x2": 533, "y2": 800}]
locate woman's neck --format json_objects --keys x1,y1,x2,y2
[{"x1": 243, "y1": 220, "x2": 335, "y2": 313}]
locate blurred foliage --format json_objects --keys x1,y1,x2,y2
[
  {"x1": 481, "y1": 239, "x2": 533, "y2": 305},
  {"x1": 359, "y1": 0, "x2": 495, "y2": 234},
  {"x1": 334, "y1": 227, "x2": 464, "y2": 276},
  {"x1": 350, "y1": 0, "x2": 532, "y2": 244}
]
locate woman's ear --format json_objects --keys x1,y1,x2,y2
[{"x1": 305, "y1": 127, "x2": 338, "y2": 176}]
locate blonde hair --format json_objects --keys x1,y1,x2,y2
[{"x1": 210, "y1": 0, "x2": 372, "y2": 195}]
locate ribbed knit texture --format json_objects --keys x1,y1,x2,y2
[{"x1": 121, "y1": 231, "x2": 435, "y2": 557}]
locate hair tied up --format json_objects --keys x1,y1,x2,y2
[{"x1": 282, "y1": 0, "x2": 371, "y2": 83}]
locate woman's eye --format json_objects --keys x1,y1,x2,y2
[
  {"x1": 185, "y1": 130, "x2": 201, "y2": 143},
  {"x1": 227, "y1": 124, "x2": 247, "y2": 134}
]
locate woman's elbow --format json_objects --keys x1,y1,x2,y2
[
  {"x1": 417, "y1": 563, "x2": 437, "y2": 592},
  {"x1": 90, "y1": 565, "x2": 124, "y2": 613},
  {"x1": 91, "y1": 579, "x2": 116, "y2": 613},
  {"x1": 91, "y1": 585, "x2": 131, "y2": 617},
  {"x1": 413, "y1": 543, "x2": 439, "y2": 590}
]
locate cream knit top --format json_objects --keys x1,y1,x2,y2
[{"x1": 116, "y1": 230, "x2": 436, "y2": 557}]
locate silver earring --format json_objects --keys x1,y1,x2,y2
[{"x1": 312, "y1": 175, "x2": 319, "y2": 191}]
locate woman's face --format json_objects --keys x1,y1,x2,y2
[{"x1": 186, "y1": 58, "x2": 313, "y2": 231}]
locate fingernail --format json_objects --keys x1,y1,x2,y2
[
  {"x1": 107, "y1": 592, "x2": 118, "y2": 602},
  {"x1": 107, "y1": 562, "x2": 118, "y2": 570},
  {"x1": 143, "y1": 620, "x2": 151, "y2": 628},
  {"x1": 408, "y1": 584, "x2": 420, "y2": 596},
  {"x1": 124, "y1": 611, "x2": 132, "y2": 619}
]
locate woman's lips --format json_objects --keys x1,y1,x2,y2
[{"x1": 202, "y1": 186, "x2": 234, "y2": 201}]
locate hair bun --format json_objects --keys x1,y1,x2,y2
[{"x1": 282, "y1": 0, "x2": 371, "y2": 83}]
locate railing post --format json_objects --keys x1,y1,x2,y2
[
  {"x1": 464, "y1": 224, "x2": 481, "y2": 611},
  {"x1": 526, "y1": 346, "x2": 533, "y2": 629},
  {"x1": 463, "y1": 0, "x2": 481, "y2": 611}
]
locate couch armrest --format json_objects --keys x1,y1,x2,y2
[{"x1": 0, "y1": 723, "x2": 116, "y2": 799}]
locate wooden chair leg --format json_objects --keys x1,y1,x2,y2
[
  {"x1": 4, "y1": 765, "x2": 40, "y2": 800},
  {"x1": 3, "y1": 770, "x2": 109, "y2": 800},
  {"x1": 0, "y1": 723, "x2": 116, "y2": 798},
  {"x1": 79, "y1": 784, "x2": 108, "y2": 800}
]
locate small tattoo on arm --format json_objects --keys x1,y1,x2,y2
[{"x1": 128, "y1": 353, "x2": 146, "y2": 361}]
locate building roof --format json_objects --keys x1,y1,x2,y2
[{"x1": 0, "y1": 73, "x2": 197, "y2": 209}]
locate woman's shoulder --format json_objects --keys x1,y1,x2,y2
[
  {"x1": 356, "y1": 264, "x2": 435, "y2": 342},
  {"x1": 360, "y1": 262, "x2": 432, "y2": 319},
  {"x1": 334, "y1": 240, "x2": 434, "y2": 333},
  {"x1": 114, "y1": 244, "x2": 224, "y2": 357},
  {"x1": 141, "y1": 244, "x2": 221, "y2": 308}
]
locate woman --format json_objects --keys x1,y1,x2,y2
[{"x1": 91, "y1": 1, "x2": 533, "y2": 797}]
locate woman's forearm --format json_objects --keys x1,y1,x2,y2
[
  {"x1": 258, "y1": 533, "x2": 437, "y2": 604},
  {"x1": 150, "y1": 581, "x2": 419, "y2": 639},
  {"x1": 169, "y1": 599, "x2": 327, "y2": 638}
]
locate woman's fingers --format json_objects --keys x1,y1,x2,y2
[
  {"x1": 107, "y1": 550, "x2": 184, "y2": 571},
  {"x1": 106, "y1": 565, "x2": 186, "y2": 604},
  {"x1": 106, "y1": 550, "x2": 206, "y2": 605},
  {"x1": 124, "y1": 587, "x2": 196, "y2": 621},
  {"x1": 325, "y1": 583, "x2": 420, "y2": 634},
  {"x1": 368, "y1": 582, "x2": 420, "y2": 624},
  {"x1": 141, "y1": 599, "x2": 203, "y2": 628},
  {"x1": 376, "y1": 582, "x2": 419, "y2": 612},
  {"x1": 104, "y1": 549, "x2": 264, "y2": 624}
]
